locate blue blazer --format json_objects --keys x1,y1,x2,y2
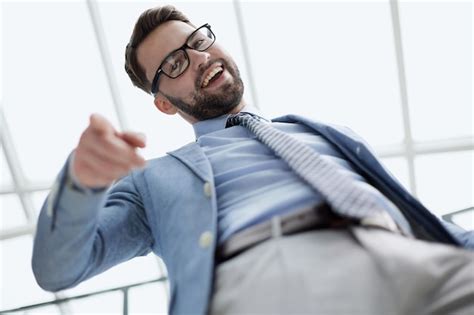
[{"x1": 32, "y1": 115, "x2": 473, "y2": 315}]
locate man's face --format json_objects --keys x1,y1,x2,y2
[{"x1": 137, "y1": 20, "x2": 244, "y2": 122}]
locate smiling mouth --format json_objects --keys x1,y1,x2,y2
[{"x1": 201, "y1": 65, "x2": 224, "y2": 88}]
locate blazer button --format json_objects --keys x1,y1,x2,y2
[
  {"x1": 203, "y1": 182, "x2": 212, "y2": 198},
  {"x1": 199, "y1": 231, "x2": 213, "y2": 248}
]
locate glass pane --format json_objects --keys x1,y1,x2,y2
[
  {"x1": 415, "y1": 151, "x2": 473, "y2": 218},
  {"x1": 450, "y1": 209, "x2": 474, "y2": 231},
  {"x1": 61, "y1": 253, "x2": 163, "y2": 296},
  {"x1": 0, "y1": 194, "x2": 27, "y2": 231},
  {"x1": 65, "y1": 291, "x2": 122, "y2": 314},
  {"x1": 21, "y1": 305, "x2": 61, "y2": 315},
  {"x1": 380, "y1": 156, "x2": 411, "y2": 192},
  {"x1": 2, "y1": 1, "x2": 120, "y2": 184},
  {"x1": 241, "y1": 0, "x2": 404, "y2": 147},
  {"x1": 399, "y1": 1, "x2": 472, "y2": 141},
  {"x1": 31, "y1": 190, "x2": 50, "y2": 220},
  {"x1": 0, "y1": 235, "x2": 55, "y2": 310},
  {"x1": 129, "y1": 281, "x2": 169, "y2": 314},
  {"x1": 0, "y1": 147, "x2": 13, "y2": 189},
  {"x1": 98, "y1": 0, "x2": 253, "y2": 159},
  {"x1": 22, "y1": 304, "x2": 61, "y2": 314}
]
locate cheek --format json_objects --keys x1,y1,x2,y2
[
  {"x1": 162, "y1": 74, "x2": 197, "y2": 98},
  {"x1": 212, "y1": 46, "x2": 233, "y2": 63}
]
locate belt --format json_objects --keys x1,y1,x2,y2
[{"x1": 215, "y1": 203, "x2": 353, "y2": 264}]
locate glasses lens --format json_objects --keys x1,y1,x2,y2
[
  {"x1": 187, "y1": 26, "x2": 215, "y2": 52},
  {"x1": 162, "y1": 50, "x2": 189, "y2": 78}
]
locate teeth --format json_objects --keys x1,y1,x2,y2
[{"x1": 202, "y1": 66, "x2": 223, "y2": 88}]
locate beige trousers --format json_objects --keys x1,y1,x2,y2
[{"x1": 209, "y1": 227, "x2": 474, "y2": 315}]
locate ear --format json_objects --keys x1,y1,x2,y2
[{"x1": 154, "y1": 94, "x2": 178, "y2": 115}]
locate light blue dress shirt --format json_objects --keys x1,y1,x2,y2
[{"x1": 193, "y1": 109, "x2": 401, "y2": 244}]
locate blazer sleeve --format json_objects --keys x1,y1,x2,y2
[
  {"x1": 32, "y1": 155, "x2": 154, "y2": 292},
  {"x1": 331, "y1": 124, "x2": 473, "y2": 249},
  {"x1": 438, "y1": 219, "x2": 474, "y2": 250}
]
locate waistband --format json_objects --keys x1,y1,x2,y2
[{"x1": 215, "y1": 203, "x2": 353, "y2": 264}]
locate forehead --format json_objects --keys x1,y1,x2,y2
[{"x1": 137, "y1": 20, "x2": 196, "y2": 82}]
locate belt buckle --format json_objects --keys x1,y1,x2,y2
[{"x1": 360, "y1": 212, "x2": 400, "y2": 233}]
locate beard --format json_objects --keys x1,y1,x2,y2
[{"x1": 161, "y1": 58, "x2": 244, "y2": 121}]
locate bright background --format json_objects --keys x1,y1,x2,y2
[{"x1": 1, "y1": 0, "x2": 472, "y2": 313}]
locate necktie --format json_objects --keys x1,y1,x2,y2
[{"x1": 226, "y1": 112, "x2": 401, "y2": 233}]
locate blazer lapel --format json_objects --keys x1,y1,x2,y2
[{"x1": 167, "y1": 142, "x2": 213, "y2": 184}]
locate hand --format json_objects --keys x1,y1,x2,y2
[{"x1": 73, "y1": 113, "x2": 147, "y2": 189}]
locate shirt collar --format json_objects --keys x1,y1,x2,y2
[{"x1": 193, "y1": 104, "x2": 266, "y2": 138}]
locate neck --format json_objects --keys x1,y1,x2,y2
[{"x1": 230, "y1": 98, "x2": 248, "y2": 115}]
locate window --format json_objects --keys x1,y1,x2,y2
[{"x1": 1, "y1": 0, "x2": 472, "y2": 312}]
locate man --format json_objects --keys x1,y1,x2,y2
[{"x1": 33, "y1": 5, "x2": 473, "y2": 315}]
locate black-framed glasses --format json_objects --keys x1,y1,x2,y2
[{"x1": 150, "y1": 23, "x2": 216, "y2": 95}]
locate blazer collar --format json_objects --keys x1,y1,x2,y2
[{"x1": 167, "y1": 142, "x2": 213, "y2": 183}]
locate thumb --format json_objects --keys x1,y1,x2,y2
[
  {"x1": 118, "y1": 131, "x2": 147, "y2": 148},
  {"x1": 89, "y1": 113, "x2": 115, "y2": 135}
]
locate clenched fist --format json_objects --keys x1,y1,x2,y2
[{"x1": 73, "y1": 114, "x2": 146, "y2": 189}]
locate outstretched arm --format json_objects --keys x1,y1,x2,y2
[{"x1": 32, "y1": 114, "x2": 153, "y2": 291}]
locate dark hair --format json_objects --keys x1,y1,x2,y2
[{"x1": 125, "y1": 5, "x2": 192, "y2": 94}]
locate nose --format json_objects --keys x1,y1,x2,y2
[{"x1": 187, "y1": 49, "x2": 211, "y2": 72}]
